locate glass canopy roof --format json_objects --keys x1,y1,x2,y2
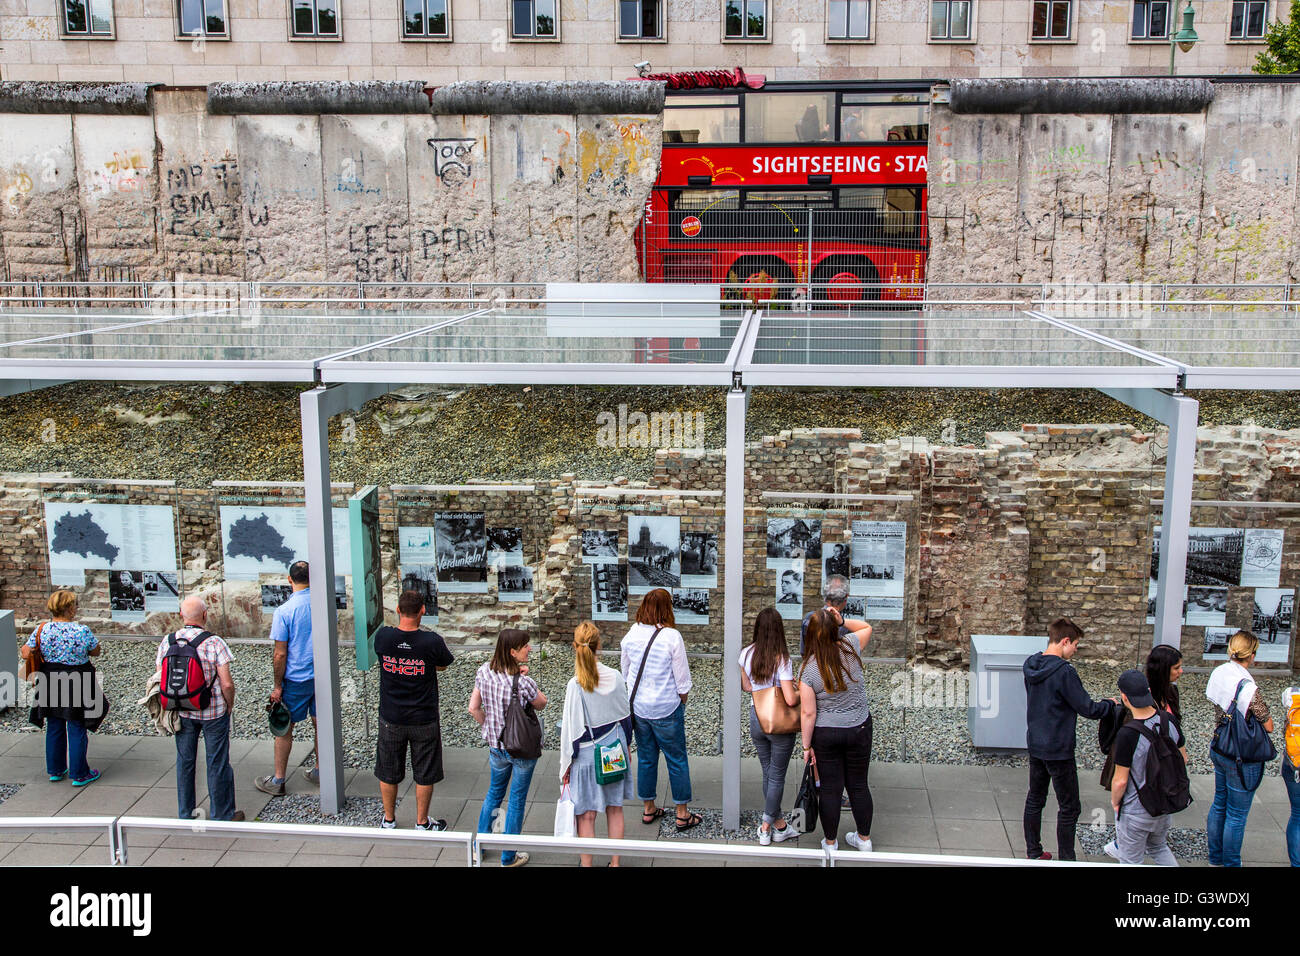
[{"x1": 0, "y1": 290, "x2": 1294, "y2": 391}]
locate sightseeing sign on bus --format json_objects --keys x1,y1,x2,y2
[{"x1": 635, "y1": 76, "x2": 931, "y2": 305}]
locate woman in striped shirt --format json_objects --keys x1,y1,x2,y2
[{"x1": 799, "y1": 607, "x2": 873, "y2": 852}]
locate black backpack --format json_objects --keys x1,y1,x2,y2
[
  {"x1": 1130, "y1": 713, "x2": 1192, "y2": 817},
  {"x1": 160, "y1": 630, "x2": 216, "y2": 712}
]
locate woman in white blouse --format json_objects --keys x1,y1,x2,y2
[{"x1": 621, "y1": 588, "x2": 700, "y2": 832}]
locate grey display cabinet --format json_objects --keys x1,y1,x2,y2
[{"x1": 968, "y1": 634, "x2": 1049, "y2": 751}]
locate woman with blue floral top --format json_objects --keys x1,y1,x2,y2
[{"x1": 20, "y1": 590, "x2": 103, "y2": 787}]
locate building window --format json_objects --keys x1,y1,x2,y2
[
  {"x1": 62, "y1": 0, "x2": 114, "y2": 35},
  {"x1": 1031, "y1": 0, "x2": 1071, "y2": 37},
  {"x1": 1131, "y1": 0, "x2": 1170, "y2": 37},
  {"x1": 292, "y1": 0, "x2": 339, "y2": 36},
  {"x1": 828, "y1": 0, "x2": 870, "y2": 38},
  {"x1": 724, "y1": 0, "x2": 766, "y2": 39},
  {"x1": 177, "y1": 0, "x2": 227, "y2": 37},
  {"x1": 512, "y1": 0, "x2": 557, "y2": 37},
  {"x1": 1230, "y1": 0, "x2": 1267, "y2": 37},
  {"x1": 930, "y1": 0, "x2": 971, "y2": 38},
  {"x1": 619, "y1": 0, "x2": 661, "y2": 38},
  {"x1": 404, "y1": 0, "x2": 449, "y2": 36}
]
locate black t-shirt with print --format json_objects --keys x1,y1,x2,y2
[{"x1": 374, "y1": 626, "x2": 454, "y2": 725}]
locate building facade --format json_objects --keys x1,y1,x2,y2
[{"x1": 0, "y1": 0, "x2": 1283, "y2": 83}]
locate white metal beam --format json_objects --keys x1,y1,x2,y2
[
  {"x1": 300, "y1": 382, "x2": 396, "y2": 815},
  {"x1": 722, "y1": 385, "x2": 747, "y2": 831},
  {"x1": 1101, "y1": 388, "x2": 1199, "y2": 651}
]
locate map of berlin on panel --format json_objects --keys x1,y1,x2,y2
[{"x1": 50, "y1": 510, "x2": 120, "y2": 564}]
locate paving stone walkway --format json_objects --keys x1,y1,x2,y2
[{"x1": 0, "y1": 731, "x2": 1292, "y2": 867}]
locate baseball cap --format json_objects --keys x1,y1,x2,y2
[
  {"x1": 1118, "y1": 669, "x2": 1155, "y2": 708},
  {"x1": 266, "y1": 700, "x2": 292, "y2": 737}
]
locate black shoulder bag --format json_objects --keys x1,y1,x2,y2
[{"x1": 498, "y1": 672, "x2": 543, "y2": 761}]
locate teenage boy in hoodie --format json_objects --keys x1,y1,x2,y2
[{"x1": 1022, "y1": 618, "x2": 1112, "y2": 861}]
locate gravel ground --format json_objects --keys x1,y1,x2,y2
[
  {"x1": 1077, "y1": 824, "x2": 1209, "y2": 861},
  {"x1": 0, "y1": 783, "x2": 20, "y2": 807},
  {"x1": 257, "y1": 793, "x2": 389, "y2": 827},
  {"x1": 3, "y1": 638, "x2": 1290, "y2": 780},
  {"x1": 2, "y1": 382, "x2": 1298, "y2": 485}
]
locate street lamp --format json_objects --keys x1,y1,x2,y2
[{"x1": 1169, "y1": 1, "x2": 1198, "y2": 74}]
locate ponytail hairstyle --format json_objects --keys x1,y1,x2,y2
[{"x1": 573, "y1": 620, "x2": 601, "y2": 692}]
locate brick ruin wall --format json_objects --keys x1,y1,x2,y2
[{"x1": 3, "y1": 423, "x2": 1299, "y2": 672}]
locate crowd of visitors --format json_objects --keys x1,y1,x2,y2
[{"x1": 14, "y1": 579, "x2": 1300, "y2": 867}]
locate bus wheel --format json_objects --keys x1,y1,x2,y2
[
  {"x1": 812, "y1": 259, "x2": 880, "y2": 310},
  {"x1": 730, "y1": 257, "x2": 795, "y2": 308}
]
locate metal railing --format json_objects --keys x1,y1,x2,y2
[{"x1": 0, "y1": 814, "x2": 1112, "y2": 867}]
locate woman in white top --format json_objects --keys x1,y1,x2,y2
[
  {"x1": 739, "y1": 607, "x2": 798, "y2": 845},
  {"x1": 620, "y1": 588, "x2": 700, "y2": 832},
  {"x1": 560, "y1": 621, "x2": 634, "y2": 867},
  {"x1": 1204, "y1": 630, "x2": 1274, "y2": 867}
]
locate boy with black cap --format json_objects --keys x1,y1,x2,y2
[
  {"x1": 1105, "y1": 668, "x2": 1189, "y2": 866},
  {"x1": 1022, "y1": 617, "x2": 1113, "y2": 860}
]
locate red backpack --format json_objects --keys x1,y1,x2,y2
[{"x1": 160, "y1": 630, "x2": 216, "y2": 712}]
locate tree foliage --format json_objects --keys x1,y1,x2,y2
[{"x1": 1254, "y1": 0, "x2": 1300, "y2": 73}]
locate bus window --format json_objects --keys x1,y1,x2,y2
[
  {"x1": 744, "y1": 92, "x2": 837, "y2": 143},
  {"x1": 746, "y1": 190, "x2": 834, "y2": 208},
  {"x1": 663, "y1": 96, "x2": 740, "y2": 144},
  {"x1": 671, "y1": 189, "x2": 740, "y2": 210},
  {"x1": 837, "y1": 186, "x2": 924, "y2": 242},
  {"x1": 840, "y1": 92, "x2": 929, "y2": 142}
]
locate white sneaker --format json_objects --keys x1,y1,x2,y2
[
  {"x1": 821, "y1": 838, "x2": 838, "y2": 851},
  {"x1": 845, "y1": 831, "x2": 873, "y2": 852},
  {"x1": 758, "y1": 825, "x2": 772, "y2": 846},
  {"x1": 379, "y1": 817, "x2": 397, "y2": 830},
  {"x1": 1103, "y1": 840, "x2": 1120, "y2": 861},
  {"x1": 771, "y1": 824, "x2": 796, "y2": 843}
]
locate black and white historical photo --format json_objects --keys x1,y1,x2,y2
[
  {"x1": 1203, "y1": 626, "x2": 1236, "y2": 662},
  {"x1": 1184, "y1": 586, "x2": 1227, "y2": 626},
  {"x1": 260, "y1": 583, "x2": 294, "y2": 614},
  {"x1": 843, "y1": 596, "x2": 866, "y2": 619},
  {"x1": 142, "y1": 570, "x2": 180, "y2": 613},
  {"x1": 498, "y1": 565, "x2": 534, "y2": 602},
  {"x1": 1155, "y1": 526, "x2": 1244, "y2": 588},
  {"x1": 1241, "y1": 528, "x2": 1285, "y2": 588},
  {"x1": 766, "y1": 517, "x2": 822, "y2": 570},
  {"x1": 334, "y1": 574, "x2": 348, "y2": 610},
  {"x1": 1252, "y1": 587, "x2": 1293, "y2": 664},
  {"x1": 671, "y1": 587, "x2": 710, "y2": 625},
  {"x1": 776, "y1": 568, "x2": 804, "y2": 620},
  {"x1": 400, "y1": 564, "x2": 440, "y2": 622},
  {"x1": 110, "y1": 570, "x2": 146, "y2": 622},
  {"x1": 581, "y1": 529, "x2": 621, "y2": 565},
  {"x1": 627, "y1": 515, "x2": 680, "y2": 594},
  {"x1": 487, "y1": 527, "x2": 525, "y2": 569},
  {"x1": 823, "y1": 541, "x2": 851, "y2": 581},
  {"x1": 850, "y1": 520, "x2": 906, "y2": 597},
  {"x1": 591, "y1": 563, "x2": 629, "y2": 622},
  {"x1": 679, "y1": 531, "x2": 718, "y2": 588},
  {"x1": 434, "y1": 511, "x2": 488, "y2": 592}
]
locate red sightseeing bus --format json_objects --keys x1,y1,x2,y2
[{"x1": 636, "y1": 73, "x2": 930, "y2": 306}]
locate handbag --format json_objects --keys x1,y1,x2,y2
[
  {"x1": 554, "y1": 784, "x2": 576, "y2": 838},
  {"x1": 20, "y1": 622, "x2": 46, "y2": 682},
  {"x1": 1211, "y1": 678, "x2": 1278, "y2": 789},
  {"x1": 578, "y1": 688, "x2": 629, "y2": 785},
  {"x1": 497, "y1": 672, "x2": 543, "y2": 760},
  {"x1": 791, "y1": 757, "x2": 820, "y2": 834},
  {"x1": 752, "y1": 684, "x2": 800, "y2": 735}
]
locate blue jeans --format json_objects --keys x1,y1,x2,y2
[
  {"x1": 45, "y1": 717, "x2": 91, "y2": 781},
  {"x1": 1207, "y1": 748, "x2": 1262, "y2": 867},
  {"x1": 1283, "y1": 761, "x2": 1300, "y2": 868},
  {"x1": 175, "y1": 713, "x2": 237, "y2": 821},
  {"x1": 478, "y1": 748, "x2": 538, "y2": 865},
  {"x1": 633, "y1": 702, "x2": 692, "y2": 805}
]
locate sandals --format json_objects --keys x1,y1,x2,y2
[
  {"x1": 675, "y1": 812, "x2": 703, "y2": 832},
  {"x1": 641, "y1": 807, "x2": 667, "y2": 825}
]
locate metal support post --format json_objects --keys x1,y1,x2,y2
[{"x1": 722, "y1": 385, "x2": 748, "y2": 831}]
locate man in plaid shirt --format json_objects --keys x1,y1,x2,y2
[{"x1": 155, "y1": 595, "x2": 244, "y2": 822}]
